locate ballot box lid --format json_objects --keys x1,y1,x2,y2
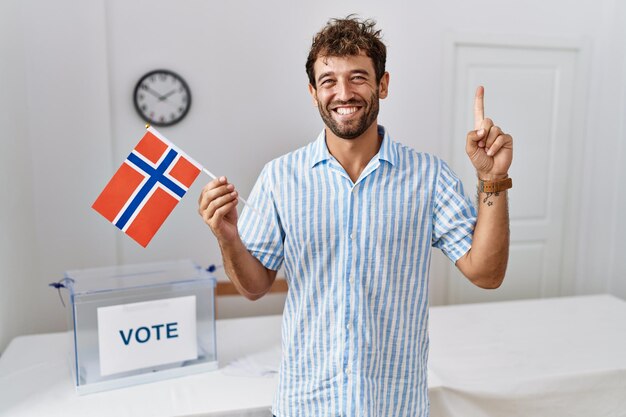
[{"x1": 63, "y1": 259, "x2": 214, "y2": 296}]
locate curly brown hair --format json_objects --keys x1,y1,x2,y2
[{"x1": 306, "y1": 15, "x2": 387, "y2": 88}]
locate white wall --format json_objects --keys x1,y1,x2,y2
[
  {"x1": 1, "y1": 0, "x2": 625, "y2": 352},
  {"x1": 0, "y1": 0, "x2": 38, "y2": 353},
  {"x1": 575, "y1": 0, "x2": 626, "y2": 297},
  {"x1": 612, "y1": 0, "x2": 626, "y2": 298}
]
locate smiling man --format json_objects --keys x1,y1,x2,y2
[
  {"x1": 199, "y1": 15, "x2": 513, "y2": 417},
  {"x1": 311, "y1": 53, "x2": 385, "y2": 141}
]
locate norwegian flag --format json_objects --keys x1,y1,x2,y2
[{"x1": 92, "y1": 127, "x2": 202, "y2": 247}]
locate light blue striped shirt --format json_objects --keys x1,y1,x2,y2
[{"x1": 238, "y1": 126, "x2": 477, "y2": 417}]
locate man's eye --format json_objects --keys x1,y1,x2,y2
[
  {"x1": 320, "y1": 79, "x2": 335, "y2": 86},
  {"x1": 352, "y1": 76, "x2": 366, "y2": 82}
]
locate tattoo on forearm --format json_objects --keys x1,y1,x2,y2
[{"x1": 482, "y1": 192, "x2": 500, "y2": 206}]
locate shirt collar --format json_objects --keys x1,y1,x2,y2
[
  {"x1": 310, "y1": 125, "x2": 397, "y2": 168},
  {"x1": 377, "y1": 125, "x2": 397, "y2": 166}
]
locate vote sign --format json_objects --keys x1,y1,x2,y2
[{"x1": 97, "y1": 296, "x2": 198, "y2": 376}]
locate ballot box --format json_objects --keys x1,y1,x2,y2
[{"x1": 61, "y1": 259, "x2": 218, "y2": 394}]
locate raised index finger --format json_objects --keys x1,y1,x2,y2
[{"x1": 474, "y1": 85, "x2": 485, "y2": 130}]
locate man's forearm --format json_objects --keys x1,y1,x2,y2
[
  {"x1": 457, "y1": 188, "x2": 510, "y2": 288},
  {"x1": 219, "y1": 237, "x2": 277, "y2": 300},
  {"x1": 459, "y1": 85, "x2": 513, "y2": 288}
]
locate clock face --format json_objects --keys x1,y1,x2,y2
[{"x1": 133, "y1": 70, "x2": 191, "y2": 127}]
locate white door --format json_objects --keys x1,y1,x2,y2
[{"x1": 444, "y1": 36, "x2": 587, "y2": 304}]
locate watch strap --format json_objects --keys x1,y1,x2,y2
[{"x1": 478, "y1": 177, "x2": 512, "y2": 193}]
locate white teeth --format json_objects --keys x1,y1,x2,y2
[{"x1": 336, "y1": 107, "x2": 358, "y2": 115}]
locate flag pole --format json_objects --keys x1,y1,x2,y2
[
  {"x1": 144, "y1": 125, "x2": 264, "y2": 219},
  {"x1": 201, "y1": 168, "x2": 262, "y2": 217}
]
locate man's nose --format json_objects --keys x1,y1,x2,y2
[{"x1": 335, "y1": 79, "x2": 355, "y2": 101}]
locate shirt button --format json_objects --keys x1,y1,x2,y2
[
  {"x1": 347, "y1": 323, "x2": 352, "y2": 330},
  {"x1": 349, "y1": 276, "x2": 355, "y2": 284},
  {"x1": 349, "y1": 233, "x2": 355, "y2": 240},
  {"x1": 345, "y1": 368, "x2": 351, "y2": 376}
]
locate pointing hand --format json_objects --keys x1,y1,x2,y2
[{"x1": 465, "y1": 86, "x2": 513, "y2": 180}]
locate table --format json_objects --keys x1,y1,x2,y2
[
  {"x1": 1, "y1": 295, "x2": 625, "y2": 417},
  {"x1": 427, "y1": 295, "x2": 626, "y2": 417},
  {"x1": 0, "y1": 316, "x2": 281, "y2": 417}
]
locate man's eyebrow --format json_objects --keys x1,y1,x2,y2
[
  {"x1": 350, "y1": 69, "x2": 370, "y2": 76},
  {"x1": 317, "y1": 69, "x2": 371, "y2": 82},
  {"x1": 317, "y1": 71, "x2": 334, "y2": 82}
]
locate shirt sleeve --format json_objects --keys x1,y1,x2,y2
[
  {"x1": 237, "y1": 163, "x2": 285, "y2": 271},
  {"x1": 431, "y1": 160, "x2": 477, "y2": 263}
]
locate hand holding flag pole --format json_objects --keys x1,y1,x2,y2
[
  {"x1": 199, "y1": 167, "x2": 263, "y2": 219},
  {"x1": 92, "y1": 125, "x2": 261, "y2": 247}
]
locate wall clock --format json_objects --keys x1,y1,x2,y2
[{"x1": 133, "y1": 69, "x2": 191, "y2": 127}]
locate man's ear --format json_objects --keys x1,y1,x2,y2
[
  {"x1": 308, "y1": 83, "x2": 319, "y2": 106},
  {"x1": 378, "y1": 72, "x2": 390, "y2": 99}
]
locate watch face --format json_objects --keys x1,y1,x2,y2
[{"x1": 133, "y1": 69, "x2": 191, "y2": 127}]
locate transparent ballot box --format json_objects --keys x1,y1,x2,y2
[{"x1": 61, "y1": 259, "x2": 217, "y2": 394}]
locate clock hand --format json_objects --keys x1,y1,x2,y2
[
  {"x1": 159, "y1": 89, "x2": 177, "y2": 101},
  {"x1": 143, "y1": 86, "x2": 165, "y2": 99},
  {"x1": 156, "y1": 99, "x2": 184, "y2": 112}
]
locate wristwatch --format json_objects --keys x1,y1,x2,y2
[{"x1": 478, "y1": 177, "x2": 512, "y2": 193}]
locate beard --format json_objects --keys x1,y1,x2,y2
[{"x1": 317, "y1": 91, "x2": 380, "y2": 140}]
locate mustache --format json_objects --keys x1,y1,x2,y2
[{"x1": 328, "y1": 99, "x2": 366, "y2": 109}]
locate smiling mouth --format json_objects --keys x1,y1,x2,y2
[{"x1": 333, "y1": 106, "x2": 361, "y2": 116}]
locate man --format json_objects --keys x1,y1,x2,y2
[{"x1": 198, "y1": 16, "x2": 512, "y2": 417}]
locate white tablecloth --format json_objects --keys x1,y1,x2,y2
[
  {"x1": 0, "y1": 316, "x2": 282, "y2": 417},
  {"x1": 1, "y1": 295, "x2": 625, "y2": 416},
  {"x1": 428, "y1": 295, "x2": 626, "y2": 417}
]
